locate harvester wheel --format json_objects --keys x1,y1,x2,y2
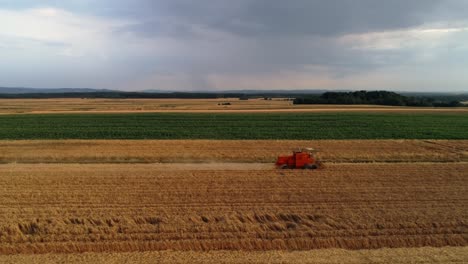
[
  {"x1": 304, "y1": 164, "x2": 318, "y2": 170},
  {"x1": 280, "y1": 164, "x2": 289, "y2": 169}
]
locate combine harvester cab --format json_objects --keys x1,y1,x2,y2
[{"x1": 276, "y1": 148, "x2": 321, "y2": 169}]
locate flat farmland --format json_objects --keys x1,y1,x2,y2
[
  {"x1": 1, "y1": 112, "x2": 468, "y2": 140},
  {"x1": 0, "y1": 162, "x2": 467, "y2": 254},
  {"x1": 0, "y1": 98, "x2": 293, "y2": 114},
  {"x1": 0, "y1": 109, "x2": 467, "y2": 262},
  {"x1": 1, "y1": 98, "x2": 467, "y2": 114},
  {"x1": 0, "y1": 140, "x2": 467, "y2": 164}
]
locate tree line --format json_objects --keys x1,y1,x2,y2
[
  {"x1": 0, "y1": 92, "x2": 245, "y2": 99},
  {"x1": 293, "y1": 91, "x2": 464, "y2": 107}
]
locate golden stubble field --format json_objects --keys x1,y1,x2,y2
[
  {"x1": 0, "y1": 140, "x2": 467, "y2": 262},
  {"x1": 1, "y1": 98, "x2": 467, "y2": 114},
  {"x1": 1, "y1": 247, "x2": 468, "y2": 264},
  {"x1": 1, "y1": 162, "x2": 467, "y2": 254},
  {"x1": 1, "y1": 140, "x2": 467, "y2": 164}
]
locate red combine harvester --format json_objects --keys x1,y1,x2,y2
[{"x1": 276, "y1": 148, "x2": 321, "y2": 169}]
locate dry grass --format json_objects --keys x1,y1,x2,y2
[
  {"x1": 1, "y1": 140, "x2": 467, "y2": 164},
  {"x1": 1, "y1": 247, "x2": 467, "y2": 264},
  {"x1": 0, "y1": 162, "x2": 466, "y2": 254},
  {"x1": 1, "y1": 98, "x2": 467, "y2": 114}
]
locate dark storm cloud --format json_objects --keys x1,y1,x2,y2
[
  {"x1": 94, "y1": 0, "x2": 468, "y2": 87},
  {"x1": 5, "y1": 0, "x2": 467, "y2": 38},
  {"x1": 112, "y1": 0, "x2": 464, "y2": 38},
  {"x1": 162, "y1": 0, "x2": 434, "y2": 36}
]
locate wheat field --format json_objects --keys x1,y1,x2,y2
[
  {"x1": 1, "y1": 98, "x2": 467, "y2": 114},
  {"x1": 0, "y1": 139, "x2": 467, "y2": 262},
  {"x1": 0, "y1": 162, "x2": 467, "y2": 254}
]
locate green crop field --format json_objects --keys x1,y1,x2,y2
[{"x1": 1, "y1": 113, "x2": 467, "y2": 140}]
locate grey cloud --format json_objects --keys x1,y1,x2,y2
[
  {"x1": 178, "y1": 0, "x2": 435, "y2": 36},
  {"x1": 115, "y1": 0, "x2": 457, "y2": 38},
  {"x1": 116, "y1": 19, "x2": 198, "y2": 39},
  {"x1": 80, "y1": 0, "x2": 468, "y2": 85},
  {"x1": 136, "y1": 34, "x2": 409, "y2": 79},
  {"x1": 3, "y1": 0, "x2": 468, "y2": 91},
  {"x1": 112, "y1": 0, "x2": 468, "y2": 80}
]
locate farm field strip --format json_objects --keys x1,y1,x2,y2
[
  {"x1": 1, "y1": 247, "x2": 467, "y2": 264},
  {"x1": 1, "y1": 113, "x2": 467, "y2": 140},
  {"x1": 0, "y1": 98, "x2": 295, "y2": 114},
  {"x1": 1, "y1": 98, "x2": 467, "y2": 114},
  {"x1": 0, "y1": 163, "x2": 467, "y2": 254},
  {"x1": 1, "y1": 139, "x2": 466, "y2": 259},
  {"x1": 1, "y1": 140, "x2": 467, "y2": 164}
]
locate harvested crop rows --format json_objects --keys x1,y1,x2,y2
[
  {"x1": 0, "y1": 98, "x2": 296, "y2": 113},
  {"x1": 2, "y1": 247, "x2": 468, "y2": 264},
  {"x1": 0, "y1": 162, "x2": 467, "y2": 254},
  {"x1": 2, "y1": 98, "x2": 467, "y2": 115}
]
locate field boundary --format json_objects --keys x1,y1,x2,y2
[
  {"x1": 2, "y1": 107, "x2": 468, "y2": 115},
  {"x1": 0, "y1": 160, "x2": 467, "y2": 165}
]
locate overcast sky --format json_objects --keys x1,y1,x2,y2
[{"x1": 1, "y1": 0, "x2": 468, "y2": 91}]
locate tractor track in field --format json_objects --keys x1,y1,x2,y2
[{"x1": 1, "y1": 161, "x2": 467, "y2": 169}]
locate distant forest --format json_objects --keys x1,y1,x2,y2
[
  {"x1": 0, "y1": 90, "x2": 466, "y2": 107},
  {"x1": 293, "y1": 91, "x2": 465, "y2": 107},
  {"x1": 0, "y1": 92, "x2": 244, "y2": 99}
]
